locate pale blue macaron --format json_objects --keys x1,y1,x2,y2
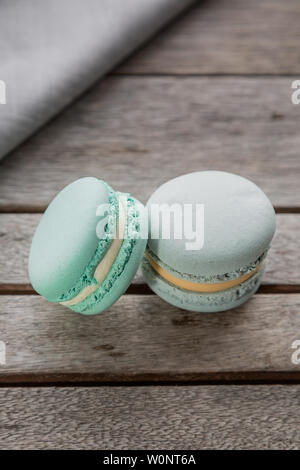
[
  {"x1": 142, "y1": 171, "x2": 276, "y2": 312},
  {"x1": 29, "y1": 177, "x2": 147, "y2": 314}
]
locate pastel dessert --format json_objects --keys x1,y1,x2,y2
[
  {"x1": 29, "y1": 177, "x2": 147, "y2": 314},
  {"x1": 142, "y1": 171, "x2": 276, "y2": 312}
]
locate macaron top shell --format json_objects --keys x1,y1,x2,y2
[
  {"x1": 29, "y1": 177, "x2": 116, "y2": 302},
  {"x1": 147, "y1": 171, "x2": 276, "y2": 280}
]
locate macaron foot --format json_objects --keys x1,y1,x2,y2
[{"x1": 142, "y1": 257, "x2": 264, "y2": 313}]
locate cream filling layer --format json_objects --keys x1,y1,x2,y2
[
  {"x1": 146, "y1": 251, "x2": 261, "y2": 293},
  {"x1": 60, "y1": 196, "x2": 126, "y2": 307}
]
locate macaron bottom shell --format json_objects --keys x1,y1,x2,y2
[
  {"x1": 69, "y1": 197, "x2": 147, "y2": 315},
  {"x1": 142, "y1": 258, "x2": 264, "y2": 313}
]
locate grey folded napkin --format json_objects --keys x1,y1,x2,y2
[{"x1": 0, "y1": 0, "x2": 195, "y2": 160}]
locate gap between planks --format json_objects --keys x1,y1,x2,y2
[
  {"x1": 1, "y1": 372, "x2": 300, "y2": 387},
  {"x1": 1, "y1": 284, "x2": 300, "y2": 296},
  {"x1": 0, "y1": 283, "x2": 151, "y2": 296}
]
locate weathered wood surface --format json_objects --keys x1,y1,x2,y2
[
  {"x1": 119, "y1": 0, "x2": 300, "y2": 75},
  {"x1": 1, "y1": 0, "x2": 300, "y2": 452},
  {"x1": 0, "y1": 385, "x2": 300, "y2": 449},
  {"x1": 0, "y1": 77, "x2": 299, "y2": 210},
  {"x1": 0, "y1": 294, "x2": 299, "y2": 383},
  {"x1": 0, "y1": 213, "x2": 299, "y2": 288}
]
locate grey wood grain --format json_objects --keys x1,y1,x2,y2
[
  {"x1": 0, "y1": 77, "x2": 299, "y2": 210},
  {"x1": 0, "y1": 294, "x2": 299, "y2": 383},
  {"x1": 0, "y1": 213, "x2": 298, "y2": 287},
  {"x1": 0, "y1": 214, "x2": 40, "y2": 285},
  {"x1": 0, "y1": 385, "x2": 300, "y2": 449},
  {"x1": 119, "y1": 0, "x2": 300, "y2": 75},
  {"x1": 266, "y1": 214, "x2": 300, "y2": 286}
]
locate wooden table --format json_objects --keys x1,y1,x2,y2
[{"x1": 1, "y1": 0, "x2": 300, "y2": 449}]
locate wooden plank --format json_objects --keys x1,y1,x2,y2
[
  {"x1": 0, "y1": 214, "x2": 40, "y2": 285},
  {"x1": 0, "y1": 77, "x2": 299, "y2": 210},
  {"x1": 265, "y1": 214, "x2": 300, "y2": 286},
  {"x1": 0, "y1": 385, "x2": 300, "y2": 449},
  {"x1": 0, "y1": 294, "x2": 300, "y2": 383},
  {"x1": 118, "y1": 0, "x2": 300, "y2": 75},
  {"x1": 0, "y1": 213, "x2": 299, "y2": 288}
]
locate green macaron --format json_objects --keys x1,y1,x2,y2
[
  {"x1": 142, "y1": 171, "x2": 276, "y2": 312},
  {"x1": 29, "y1": 177, "x2": 147, "y2": 314}
]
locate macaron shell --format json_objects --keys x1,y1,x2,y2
[
  {"x1": 70, "y1": 197, "x2": 148, "y2": 315},
  {"x1": 142, "y1": 257, "x2": 264, "y2": 313},
  {"x1": 29, "y1": 177, "x2": 113, "y2": 302},
  {"x1": 147, "y1": 171, "x2": 276, "y2": 279}
]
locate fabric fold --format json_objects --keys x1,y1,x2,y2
[{"x1": 0, "y1": 0, "x2": 195, "y2": 160}]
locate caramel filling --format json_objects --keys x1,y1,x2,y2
[{"x1": 146, "y1": 251, "x2": 261, "y2": 293}]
